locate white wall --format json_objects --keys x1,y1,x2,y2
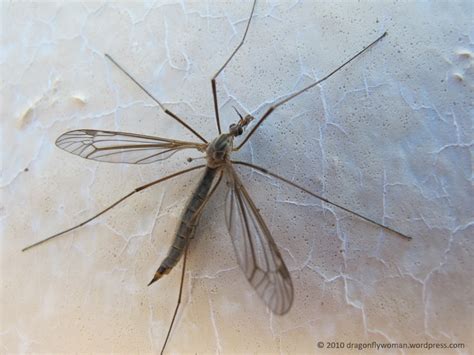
[{"x1": 2, "y1": 0, "x2": 472, "y2": 353}]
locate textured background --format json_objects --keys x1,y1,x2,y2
[{"x1": 1, "y1": 1, "x2": 472, "y2": 353}]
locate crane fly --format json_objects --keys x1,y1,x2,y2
[{"x1": 22, "y1": 0, "x2": 412, "y2": 353}]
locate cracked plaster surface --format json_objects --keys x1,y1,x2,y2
[{"x1": 1, "y1": 1, "x2": 473, "y2": 353}]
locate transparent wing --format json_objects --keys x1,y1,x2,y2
[
  {"x1": 55, "y1": 129, "x2": 206, "y2": 164},
  {"x1": 224, "y1": 166, "x2": 293, "y2": 315}
]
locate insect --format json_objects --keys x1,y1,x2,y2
[{"x1": 22, "y1": 0, "x2": 412, "y2": 353}]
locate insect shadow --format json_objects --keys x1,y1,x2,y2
[{"x1": 22, "y1": 0, "x2": 412, "y2": 353}]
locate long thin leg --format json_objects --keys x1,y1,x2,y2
[
  {"x1": 160, "y1": 242, "x2": 189, "y2": 355},
  {"x1": 231, "y1": 160, "x2": 412, "y2": 240},
  {"x1": 22, "y1": 164, "x2": 206, "y2": 252},
  {"x1": 211, "y1": 0, "x2": 257, "y2": 134},
  {"x1": 159, "y1": 172, "x2": 223, "y2": 353},
  {"x1": 235, "y1": 32, "x2": 388, "y2": 150},
  {"x1": 105, "y1": 54, "x2": 207, "y2": 144}
]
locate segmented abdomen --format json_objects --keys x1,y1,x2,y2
[{"x1": 154, "y1": 167, "x2": 217, "y2": 279}]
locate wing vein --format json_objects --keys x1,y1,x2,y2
[{"x1": 224, "y1": 165, "x2": 294, "y2": 315}]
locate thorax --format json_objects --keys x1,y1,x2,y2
[{"x1": 206, "y1": 133, "x2": 233, "y2": 169}]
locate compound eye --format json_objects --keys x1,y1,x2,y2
[{"x1": 238, "y1": 127, "x2": 243, "y2": 135}]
